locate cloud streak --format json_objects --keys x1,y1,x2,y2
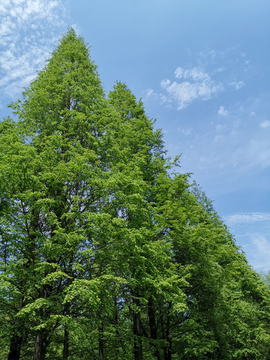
[
  {"x1": 224, "y1": 212, "x2": 270, "y2": 226},
  {"x1": 0, "y1": 0, "x2": 67, "y2": 99},
  {"x1": 229, "y1": 81, "x2": 244, "y2": 90}
]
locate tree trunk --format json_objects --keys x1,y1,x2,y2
[
  {"x1": 114, "y1": 296, "x2": 128, "y2": 358},
  {"x1": 164, "y1": 302, "x2": 172, "y2": 360},
  {"x1": 8, "y1": 332, "x2": 23, "y2": 360},
  {"x1": 148, "y1": 296, "x2": 161, "y2": 360},
  {"x1": 132, "y1": 291, "x2": 143, "y2": 360},
  {"x1": 63, "y1": 327, "x2": 69, "y2": 360},
  {"x1": 133, "y1": 311, "x2": 143, "y2": 360},
  {"x1": 99, "y1": 321, "x2": 104, "y2": 360},
  {"x1": 33, "y1": 331, "x2": 47, "y2": 360}
]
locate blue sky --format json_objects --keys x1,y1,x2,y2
[{"x1": 0, "y1": 0, "x2": 269, "y2": 272}]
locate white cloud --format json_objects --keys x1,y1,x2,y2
[
  {"x1": 174, "y1": 68, "x2": 184, "y2": 79},
  {"x1": 160, "y1": 94, "x2": 169, "y2": 104},
  {"x1": 158, "y1": 67, "x2": 223, "y2": 110},
  {"x1": 166, "y1": 81, "x2": 197, "y2": 109},
  {"x1": 251, "y1": 236, "x2": 270, "y2": 271},
  {"x1": 230, "y1": 129, "x2": 237, "y2": 136},
  {"x1": 229, "y1": 81, "x2": 244, "y2": 90},
  {"x1": 249, "y1": 139, "x2": 270, "y2": 168},
  {"x1": 222, "y1": 213, "x2": 270, "y2": 272},
  {"x1": 160, "y1": 79, "x2": 170, "y2": 88},
  {"x1": 179, "y1": 128, "x2": 191, "y2": 135},
  {"x1": 214, "y1": 134, "x2": 224, "y2": 143},
  {"x1": 174, "y1": 66, "x2": 210, "y2": 82},
  {"x1": 260, "y1": 120, "x2": 270, "y2": 128},
  {"x1": 199, "y1": 50, "x2": 216, "y2": 61},
  {"x1": 253, "y1": 236, "x2": 270, "y2": 255},
  {"x1": 216, "y1": 124, "x2": 224, "y2": 132},
  {"x1": 146, "y1": 88, "x2": 154, "y2": 97},
  {"x1": 0, "y1": 0, "x2": 67, "y2": 98},
  {"x1": 215, "y1": 66, "x2": 226, "y2": 73},
  {"x1": 218, "y1": 106, "x2": 228, "y2": 116},
  {"x1": 224, "y1": 212, "x2": 270, "y2": 226}
]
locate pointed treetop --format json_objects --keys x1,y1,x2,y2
[{"x1": 11, "y1": 28, "x2": 105, "y2": 140}]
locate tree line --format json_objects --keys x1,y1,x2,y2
[{"x1": 0, "y1": 29, "x2": 270, "y2": 360}]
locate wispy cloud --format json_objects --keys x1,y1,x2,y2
[
  {"x1": 146, "y1": 88, "x2": 155, "y2": 97},
  {"x1": 251, "y1": 236, "x2": 270, "y2": 270},
  {"x1": 0, "y1": 0, "x2": 67, "y2": 99},
  {"x1": 179, "y1": 128, "x2": 191, "y2": 136},
  {"x1": 160, "y1": 79, "x2": 170, "y2": 88},
  {"x1": 260, "y1": 120, "x2": 270, "y2": 128},
  {"x1": 240, "y1": 235, "x2": 270, "y2": 272},
  {"x1": 224, "y1": 212, "x2": 270, "y2": 226},
  {"x1": 249, "y1": 139, "x2": 270, "y2": 168},
  {"x1": 216, "y1": 124, "x2": 223, "y2": 132},
  {"x1": 223, "y1": 213, "x2": 270, "y2": 271},
  {"x1": 147, "y1": 67, "x2": 223, "y2": 110},
  {"x1": 229, "y1": 81, "x2": 244, "y2": 90},
  {"x1": 218, "y1": 106, "x2": 228, "y2": 116},
  {"x1": 215, "y1": 66, "x2": 226, "y2": 73},
  {"x1": 167, "y1": 67, "x2": 223, "y2": 110}
]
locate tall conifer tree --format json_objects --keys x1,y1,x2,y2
[{"x1": 1, "y1": 29, "x2": 270, "y2": 360}]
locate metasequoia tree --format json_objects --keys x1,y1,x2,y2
[
  {"x1": 0, "y1": 29, "x2": 129, "y2": 358},
  {"x1": 1, "y1": 29, "x2": 270, "y2": 360}
]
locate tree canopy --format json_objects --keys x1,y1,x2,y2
[{"x1": 1, "y1": 28, "x2": 270, "y2": 360}]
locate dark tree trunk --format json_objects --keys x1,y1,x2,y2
[
  {"x1": 63, "y1": 327, "x2": 69, "y2": 360},
  {"x1": 132, "y1": 291, "x2": 143, "y2": 360},
  {"x1": 133, "y1": 312, "x2": 143, "y2": 360},
  {"x1": 148, "y1": 296, "x2": 161, "y2": 360},
  {"x1": 99, "y1": 321, "x2": 104, "y2": 360},
  {"x1": 164, "y1": 302, "x2": 172, "y2": 360},
  {"x1": 114, "y1": 296, "x2": 128, "y2": 358},
  {"x1": 8, "y1": 332, "x2": 23, "y2": 360},
  {"x1": 33, "y1": 331, "x2": 48, "y2": 360}
]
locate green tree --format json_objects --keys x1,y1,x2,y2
[
  {"x1": 0, "y1": 28, "x2": 127, "y2": 359},
  {"x1": 0, "y1": 29, "x2": 186, "y2": 360},
  {"x1": 1, "y1": 28, "x2": 270, "y2": 360}
]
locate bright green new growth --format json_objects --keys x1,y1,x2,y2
[{"x1": 1, "y1": 29, "x2": 270, "y2": 360}]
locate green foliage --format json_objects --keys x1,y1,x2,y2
[{"x1": 0, "y1": 28, "x2": 270, "y2": 360}]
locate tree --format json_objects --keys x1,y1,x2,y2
[
  {"x1": 1, "y1": 28, "x2": 270, "y2": 360},
  {"x1": 0, "y1": 29, "x2": 185, "y2": 360},
  {"x1": 0, "y1": 28, "x2": 125, "y2": 358}
]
